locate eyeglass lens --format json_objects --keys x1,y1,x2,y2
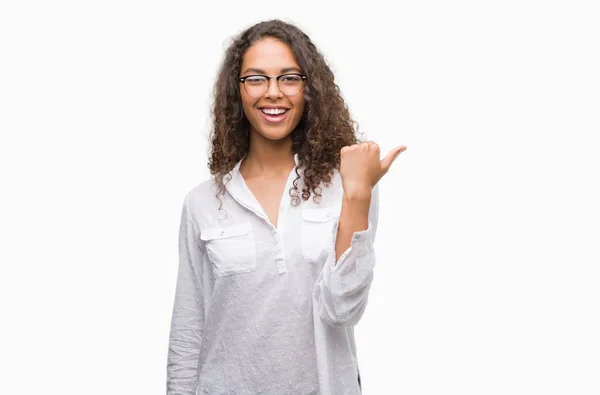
[{"x1": 242, "y1": 75, "x2": 304, "y2": 97}]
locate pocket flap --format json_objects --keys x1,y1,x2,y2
[
  {"x1": 302, "y1": 206, "x2": 341, "y2": 223},
  {"x1": 200, "y1": 222, "x2": 251, "y2": 241}
]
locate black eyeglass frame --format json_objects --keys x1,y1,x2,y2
[{"x1": 238, "y1": 73, "x2": 308, "y2": 97}]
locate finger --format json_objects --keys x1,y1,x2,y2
[{"x1": 380, "y1": 145, "x2": 407, "y2": 172}]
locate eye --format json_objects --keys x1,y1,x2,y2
[
  {"x1": 280, "y1": 75, "x2": 302, "y2": 83},
  {"x1": 244, "y1": 76, "x2": 267, "y2": 85}
]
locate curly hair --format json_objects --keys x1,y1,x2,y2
[{"x1": 208, "y1": 19, "x2": 363, "y2": 207}]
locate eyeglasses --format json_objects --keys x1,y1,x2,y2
[{"x1": 239, "y1": 73, "x2": 307, "y2": 98}]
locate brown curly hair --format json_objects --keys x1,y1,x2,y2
[{"x1": 208, "y1": 19, "x2": 363, "y2": 207}]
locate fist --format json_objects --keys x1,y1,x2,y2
[{"x1": 339, "y1": 141, "x2": 406, "y2": 193}]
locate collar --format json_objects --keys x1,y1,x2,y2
[{"x1": 225, "y1": 153, "x2": 300, "y2": 216}]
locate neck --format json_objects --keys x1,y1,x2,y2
[{"x1": 240, "y1": 132, "x2": 296, "y2": 179}]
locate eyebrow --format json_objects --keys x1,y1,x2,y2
[{"x1": 242, "y1": 67, "x2": 303, "y2": 75}]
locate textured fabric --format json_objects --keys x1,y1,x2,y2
[{"x1": 167, "y1": 153, "x2": 379, "y2": 395}]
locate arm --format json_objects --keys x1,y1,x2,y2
[
  {"x1": 313, "y1": 141, "x2": 403, "y2": 327},
  {"x1": 334, "y1": 184, "x2": 374, "y2": 263},
  {"x1": 313, "y1": 183, "x2": 379, "y2": 327},
  {"x1": 167, "y1": 193, "x2": 206, "y2": 395}
]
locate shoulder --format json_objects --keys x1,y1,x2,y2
[{"x1": 182, "y1": 177, "x2": 220, "y2": 218}]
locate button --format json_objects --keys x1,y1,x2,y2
[
  {"x1": 220, "y1": 230, "x2": 225, "y2": 236},
  {"x1": 355, "y1": 234, "x2": 361, "y2": 240}
]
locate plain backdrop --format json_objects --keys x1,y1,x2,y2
[{"x1": 1, "y1": 1, "x2": 599, "y2": 394}]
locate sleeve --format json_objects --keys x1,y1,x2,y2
[
  {"x1": 167, "y1": 193, "x2": 206, "y2": 394},
  {"x1": 313, "y1": 182, "x2": 380, "y2": 327}
]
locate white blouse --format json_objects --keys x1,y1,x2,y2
[{"x1": 167, "y1": 153, "x2": 379, "y2": 395}]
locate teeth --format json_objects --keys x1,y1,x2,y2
[{"x1": 261, "y1": 108, "x2": 287, "y2": 115}]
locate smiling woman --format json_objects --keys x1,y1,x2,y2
[
  {"x1": 166, "y1": 19, "x2": 406, "y2": 395},
  {"x1": 239, "y1": 38, "x2": 306, "y2": 140}
]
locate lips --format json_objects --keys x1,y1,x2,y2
[
  {"x1": 257, "y1": 107, "x2": 290, "y2": 123},
  {"x1": 260, "y1": 108, "x2": 288, "y2": 115}
]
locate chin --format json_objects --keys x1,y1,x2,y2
[
  {"x1": 250, "y1": 120, "x2": 297, "y2": 141},
  {"x1": 258, "y1": 127, "x2": 294, "y2": 141}
]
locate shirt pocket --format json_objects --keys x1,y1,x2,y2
[
  {"x1": 301, "y1": 206, "x2": 341, "y2": 263},
  {"x1": 200, "y1": 221, "x2": 257, "y2": 277}
]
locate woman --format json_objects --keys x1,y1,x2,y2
[{"x1": 167, "y1": 19, "x2": 406, "y2": 395}]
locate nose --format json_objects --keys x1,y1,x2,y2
[{"x1": 263, "y1": 78, "x2": 284, "y2": 99}]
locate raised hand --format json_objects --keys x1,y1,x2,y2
[{"x1": 339, "y1": 141, "x2": 407, "y2": 196}]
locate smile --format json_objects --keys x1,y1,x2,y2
[
  {"x1": 258, "y1": 108, "x2": 290, "y2": 123},
  {"x1": 260, "y1": 108, "x2": 288, "y2": 115}
]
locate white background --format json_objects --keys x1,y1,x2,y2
[{"x1": 1, "y1": 1, "x2": 599, "y2": 394}]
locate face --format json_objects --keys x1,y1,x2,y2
[{"x1": 239, "y1": 37, "x2": 306, "y2": 142}]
